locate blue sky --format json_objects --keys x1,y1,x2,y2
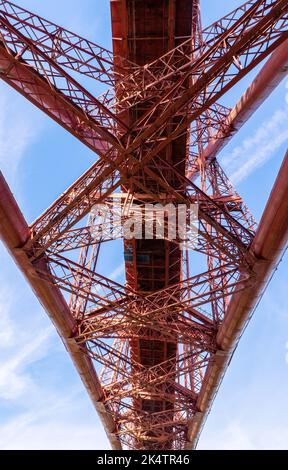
[{"x1": 0, "y1": 0, "x2": 287, "y2": 449}]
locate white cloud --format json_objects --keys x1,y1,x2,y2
[
  {"x1": 0, "y1": 327, "x2": 52, "y2": 400},
  {"x1": 0, "y1": 271, "x2": 54, "y2": 401},
  {"x1": 0, "y1": 249, "x2": 110, "y2": 450},
  {"x1": 285, "y1": 79, "x2": 288, "y2": 105},
  {"x1": 0, "y1": 418, "x2": 109, "y2": 450},
  {"x1": 0, "y1": 274, "x2": 109, "y2": 450},
  {"x1": 0, "y1": 382, "x2": 106, "y2": 449},
  {"x1": 221, "y1": 106, "x2": 288, "y2": 184},
  {"x1": 0, "y1": 288, "x2": 15, "y2": 348},
  {"x1": 198, "y1": 419, "x2": 288, "y2": 450},
  {"x1": 0, "y1": 84, "x2": 43, "y2": 185},
  {"x1": 0, "y1": 334, "x2": 110, "y2": 449},
  {"x1": 109, "y1": 263, "x2": 125, "y2": 281}
]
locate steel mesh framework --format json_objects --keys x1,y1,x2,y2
[{"x1": 0, "y1": 0, "x2": 287, "y2": 450}]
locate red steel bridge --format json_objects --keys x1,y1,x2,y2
[{"x1": 0, "y1": 0, "x2": 288, "y2": 450}]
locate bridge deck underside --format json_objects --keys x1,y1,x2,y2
[{"x1": 111, "y1": 0, "x2": 194, "y2": 449}]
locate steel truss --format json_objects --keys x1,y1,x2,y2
[{"x1": 0, "y1": 0, "x2": 287, "y2": 450}]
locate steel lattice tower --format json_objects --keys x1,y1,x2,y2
[{"x1": 0, "y1": 0, "x2": 287, "y2": 450}]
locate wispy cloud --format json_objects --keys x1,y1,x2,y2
[
  {"x1": 0, "y1": 413, "x2": 109, "y2": 450},
  {"x1": 0, "y1": 288, "x2": 15, "y2": 349},
  {"x1": 0, "y1": 252, "x2": 53, "y2": 398},
  {"x1": 0, "y1": 327, "x2": 52, "y2": 401},
  {"x1": 109, "y1": 263, "x2": 125, "y2": 281},
  {"x1": 221, "y1": 106, "x2": 288, "y2": 184},
  {"x1": 0, "y1": 84, "x2": 43, "y2": 186},
  {"x1": 199, "y1": 419, "x2": 288, "y2": 450},
  {"x1": 0, "y1": 270, "x2": 109, "y2": 450},
  {"x1": 0, "y1": 232, "x2": 112, "y2": 450}
]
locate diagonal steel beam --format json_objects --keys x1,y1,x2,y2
[
  {"x1": 185, "y1": 150, "x2": 288, "y2": 449},
  {"x1": 0, "y1": 0, "x2": 139, "y2": 85},
  {"x1": 188, "y1": 40, "x2": 288, "y2": 179},
  {"x1": 0, "y1": 171, "x2": 122, "y2": 450}
]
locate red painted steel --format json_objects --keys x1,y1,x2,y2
[
  {"x1": 190, "y1": 40, "x2": 288, "y2": 176},
  {"x1": 0, "y1": 172, "x2": 121, "y2": 449},
  {"x1": 186, "y1": 151, "x2": 288, "y2": 448},
  {"x1": 0, "y1": 0, "x2": 287, "y2": 449}
]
